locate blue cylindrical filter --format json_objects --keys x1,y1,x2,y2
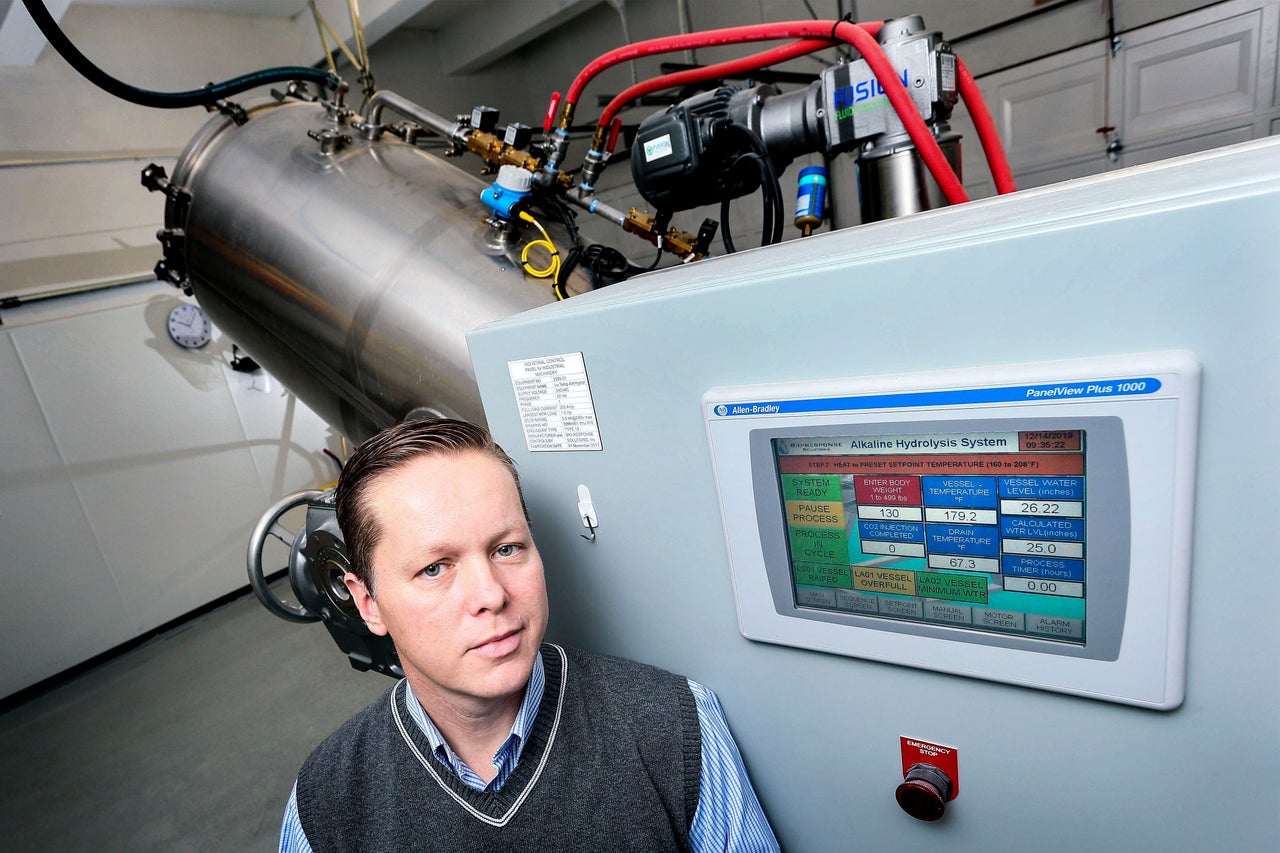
[{"x1": 794, "y1": 165, "x2": 828, "y2": 236}]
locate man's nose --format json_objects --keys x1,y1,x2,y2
[{"x1": 460, "y1": 558, "x2": 509, "y2": 613}]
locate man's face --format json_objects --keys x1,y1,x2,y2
[{"x1": 345, "y1": 450, "x2": 548, "y2": 713}]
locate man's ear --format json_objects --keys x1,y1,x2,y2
[{"x1": 345, "y1": 572, "x2": 388, "y2": 636}]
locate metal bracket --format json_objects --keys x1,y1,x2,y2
[
  {"x1": 205, "y1": 97, "x2": 248, "y2": 126},
  {"x1": 308, "y1": 127, "x2": 352, "y2": 155},
  {"x1": 271, "y1": 81, "x2": 318, "y2": 103}
]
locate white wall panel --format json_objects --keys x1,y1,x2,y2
[
  {"x1": 1122, "y1": 7, "x2": 1262, "y2": 143},
  {"x1": 1275, "y1": 5, "x2": 1280, "y2": 107},
  {"x1": 1006, "y1": 155, "x2": 1110, "y2": 192},
  {"x1": 0, "y1": 335, "x2": 134, "y2": 697},
  {"x1": 12, "y1": 297, "x2": 270, "y2": 632},
  {"x1": 967, "y1": 0, "x2": 1279, "y2": 192},
  {"x1": 992, "y1": 43, "x2": 1109, "y2": 171},
  {"x1": 947, "y1": 112, "x2": 995, "y2": 200},
  {"x1": 1122, "y1": 124, "x2": 1254, "y2": 167},
  {"x1": 227, "y1": 367, "x2": 342, "y2": 502},
  {"x1": 1, "y1": 284, "x2": 337, "y2": 697}
]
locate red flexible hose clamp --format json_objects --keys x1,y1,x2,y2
[
  {"x1": 544, "y1": 92, "x2": 561, "y2": 133},
  {"x1": 606, "y1": 117, "x2": 623, "y2": 153}
]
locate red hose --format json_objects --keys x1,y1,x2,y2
[
  {"x1": 832, "y1": 21, "x2": 967, "y2": 205},
  {"x1": 597, "y1": 37, "x2": 836, "y2": 131},
  {"x1": 957, "y1": 58, "x2": 1016, "y2": 194},
  {"x1": 563, "y1": 18, "x2": 979, "y2": 206},
  {"x1": 606, "y1": 117, "x2": 623, "y2": 153},
  {"x1": 565, "y1": 20, "x2": 878, "y2": 111}
]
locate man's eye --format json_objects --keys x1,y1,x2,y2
[
  {"x1": 421, "y1": 563, "x2": 443, "y2": 578},
  {"x1": 495, "y1": 543, "x2": 521, "y2": 558}
]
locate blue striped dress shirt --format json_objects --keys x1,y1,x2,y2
[{"x1": 281, "y1": 654, "x2": 779, "y2": 851}]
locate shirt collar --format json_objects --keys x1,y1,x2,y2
[{"x1": 404, "y1": 651, "x2": 545, "y2": 787}]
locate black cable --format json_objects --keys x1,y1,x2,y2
[
  {"x1": 721, "y1": 153, "x2": 783, "y2": 253},
  {"x1": 573, "y1": 243, "x2": 639, "y2": 287},
  {"x1": 731, "y1": 125, "x2": 785, "y2": 245},
  {"x1": 639, "y1": 245, "x2": 664, "y2": 272},
  {"x1": 720, "y1": 196, "x2": 738, "y2": 255},
  {"x1": 717, "y1": 120, "x2": 785, "y2": 254},
  {"x1": 20, "y1": 0, "x2": 340, "y2": 109},
  {"x1": 830, "y1": 10, "x2": 854, "y2": 41},
  {"x1": 767, "y1": 160, "x2": 784, "y2": 244},
  {"x1": 758, "y1": 159, "x2": 776, "y2": 246}
]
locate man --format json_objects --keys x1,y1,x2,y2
[{"x1": 281, "y1": 418, "x2": 779, "y2": 852}]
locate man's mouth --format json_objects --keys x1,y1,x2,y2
[{"x1": 470, "y1": 628, "x2": 521, "y2": 659}]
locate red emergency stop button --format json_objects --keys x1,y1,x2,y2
[{"x1": 895, "y1": 762, "x2": 953, "y2": 821}]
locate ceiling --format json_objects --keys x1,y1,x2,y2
[
  {"x1": 71, "y1": 0, "x2": 312, "y2": 13},
  {"x1": 0, "y1": 0, "x2": 590, "y2": 68}
]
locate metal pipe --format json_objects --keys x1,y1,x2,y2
[
  {"x1": 565, "y1": 188, "x2": 627, "y2": 226},
  {"x1": 0, "y1": 274, "x2": 155, "y2": 310},
  {"x1": 364, "y1": 90, "x2": 458, "y2": 139},
  {"x1": 0, "y1": 152, "x2": 180, "y2": 169}
]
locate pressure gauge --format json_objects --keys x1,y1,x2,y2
[{"x1": 167, "y1": 303, "x2": 212, "y2": 349}]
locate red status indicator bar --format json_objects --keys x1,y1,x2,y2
[{"x1": 778, "y1": 453, "x2": 1084, "y2": 476}]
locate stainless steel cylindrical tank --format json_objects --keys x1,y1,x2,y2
[{"x1": 163, "y1": 96, "x2": 580, "y2": 440}]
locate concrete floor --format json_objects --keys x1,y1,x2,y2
[{"x1": 0, "y1": 584, "x2": 388, "y2": 852}]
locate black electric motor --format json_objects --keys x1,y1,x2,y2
[{"x1": 630, "y1": 82, "x2": 785, "y2": 212}]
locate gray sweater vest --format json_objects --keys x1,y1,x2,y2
[{"x1": 296, "y1": 644, "x2": 702, "y2": 852}]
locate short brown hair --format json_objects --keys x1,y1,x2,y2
[{"x1": 335, "y1": 418, "x2": 523, "y2": 593}]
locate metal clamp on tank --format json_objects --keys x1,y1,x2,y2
[
  {"x1": 307, "y1": 127, "x2": 352, "y2": 155},
  {"x1": 141, "y1": 163, "x2": 192, "y2": 291}
]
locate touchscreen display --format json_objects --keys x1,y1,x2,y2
[{"x1": 775, "y1": 430, "x2": 1087, "y2": 643}]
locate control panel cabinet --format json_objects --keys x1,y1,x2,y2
[{"x1": 468, "y1": 139, "x2": 1280, "y2": 852}]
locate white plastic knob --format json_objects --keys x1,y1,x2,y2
[{"x1": 496, "y1": 164, "x2": 533, "y2": 193}]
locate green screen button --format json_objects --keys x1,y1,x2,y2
[
  {"x1": 781, "y1": 474, "x2": 843, "y2": 502},
  {"x1": 917, "y1": 571, "x2": 989, "y2": 604},
  {"x1": 793, "y1": 561, "x2": 853, "y2": 589},
  {"x1": 789, "y1": 527, "x2": 850, "y2": 566}
]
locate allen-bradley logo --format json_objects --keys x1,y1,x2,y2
[{"x1": 716, "y1": 402, "x2": 781, "y2": 416}]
